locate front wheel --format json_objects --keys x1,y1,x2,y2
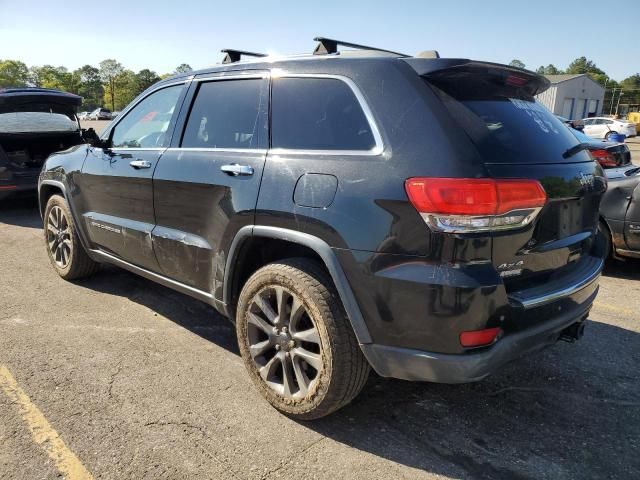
[
  {"x1": 43, "y1": 194, "x2": 99, "y2": 280},
  {"x1": 236, "y1": 258, "x2": 370, "y2": 420},
  {"x1": 605, "y1": 131, "x2": 618, "y2": 141}
]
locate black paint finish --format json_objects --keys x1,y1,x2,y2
[{"x1": 38, "y1": 53, "x2": 606, "y2": 383}]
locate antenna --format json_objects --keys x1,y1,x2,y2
[{"x1": 221, "y1": 49, "x2": 268, "y2": 64}]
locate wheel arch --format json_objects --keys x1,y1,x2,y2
[
  {"x1": 38, "y1": 180, "x2": 66, "y2": 218},
  {"x1": 223, "y1": 226, "x2": 372, "y2": 344},
  {"x1": 39, "y1": 179, "x2": 93, "y2": 254}
]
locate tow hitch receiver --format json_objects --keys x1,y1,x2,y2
[{"x1": 560, "y1": 322, "x2": 586, "y2": 343}]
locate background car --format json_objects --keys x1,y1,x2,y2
[
  {"x1": 77, "y1": 111, "x2": 90, "y2": 120},
  {"x1": 89, "y1": 108, "x2": 112, "y2": 120},
  {"x1": 582, "y1": 117, "x2": 636, "y2": 139},
  {"x1": 570, "y1": 127, "x2": 632, "y2": 169},
  {"x1": 0, "y1": 87, "x2": 85, "y2": 199},
  {"x1": 111, "y1": 111, "x2": 121, "y2": 119},
  {"x1": 556, "y1": 115, "x2": 584, "y2": 131},
  {"x1": 600, "y1": 166, "x2": 640, "y2": 260}
]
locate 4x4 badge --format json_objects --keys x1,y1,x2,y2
[
  {"x1": 497, "y1": 260, "x2": 524, "y2": 278},
  {"x1": 579, "y1": 172, "x2": 595, "y2": 188}
]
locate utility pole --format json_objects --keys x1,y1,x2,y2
[
  {"x1": 609, "y1": 87, "x2": 617, "y2": 115},
  {"x1": 615, "y1": 91, "x2": 624, "y2": 117}
]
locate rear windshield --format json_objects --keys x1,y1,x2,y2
[
  {"x1": 0, "y1": 111, "x2": 77, "y2": 134},
  {"x1": 428, "y1": 81, "x2": 588, "y2": 164}
]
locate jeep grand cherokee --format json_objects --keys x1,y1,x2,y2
[{"x1": 38, "y1": 38, "x2": 607, "y2": 419}]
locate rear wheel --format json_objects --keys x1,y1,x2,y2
[
  {"x1": 44, "y1": 195, "x2": 99, "y2": 280},
  {"x1": 236, "y1": 258, "x2": 370, "y2": 420},
  {"x1": 605, "y1": 131, "x2": 618, "y2": 141}
]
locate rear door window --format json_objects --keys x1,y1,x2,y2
[
  {"x1": 428, "y1": 80, "x2": 588, "y2": 164},
  {"x1": 181, "y1": 78, "x2": 267, "y2": 149},
  {"x1": 271, "y1": 77, "x2": 376, "y2": 151}
]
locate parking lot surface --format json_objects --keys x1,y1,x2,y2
[{"x1": 1, "y1": 197, "x2": 639, "y2": 480}]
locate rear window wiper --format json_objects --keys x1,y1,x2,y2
[{"x1": 563, "y1": 142, "x2": 590, "y2": 159}]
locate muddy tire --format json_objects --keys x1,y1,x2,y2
[
  {"x1": 236, "y1": 258, "x2": 370, "y2": 420},
  {"x1": 43, "y1": 194, "x2": 99, "y2": 280}
]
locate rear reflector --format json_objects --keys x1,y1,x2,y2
[
  {"x1": 0, "y1": 185, "x2": 17, "y2": 190},
  {"x1": 405, "y1": 178, "x2": 546, "y2": 233},
  {"x1": 460, "y1": 327, "x2": 502, "y2": 348}
]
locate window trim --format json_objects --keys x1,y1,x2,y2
[{"x1": 269, "y1": 73, "x2": 384, "y2": 156}]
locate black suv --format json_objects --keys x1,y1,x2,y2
[{"x1": 38, "y1": 38, "x2": 607, "y2": 419}]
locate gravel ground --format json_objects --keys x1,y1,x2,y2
[{"x1": 0, "y1": 197, "x2": 639, "y2": 479}]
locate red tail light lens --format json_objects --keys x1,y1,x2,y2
[
  {"x1": 590, "y1": 149, "x2": 617, "y2": 168},
  {"x1": 405, "y1": 178, "x2": 546, "y2": 233},
  {"x1": 460, "y1": 327, "x2": 502, "y2": 348}
]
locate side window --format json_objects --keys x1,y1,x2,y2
[
  {"x1": 271, "y1": 77, "x2": 376, "y2": 151},
  {"x1": 111, "y1": 85, "x2": 183, "y2": 148},
  {"x1": 181, "y1": 79, "x2": 266, "y2": 149}
]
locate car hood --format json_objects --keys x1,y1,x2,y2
[{"x1": 0, "y1": 88, "x2": 82, "y2": 114}]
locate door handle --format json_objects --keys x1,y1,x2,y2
[
  {"x1": 130, "y1": 159, "x2": 152, "y2": 169},
  {"x1": 221, "y1": 164, "x2": 254, "y2": 176}
]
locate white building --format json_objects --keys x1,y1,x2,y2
[{"x1": 535, "y1": 74, "x2": 605, "y2": 120}]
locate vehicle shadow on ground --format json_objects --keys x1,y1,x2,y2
[
  {"x1": 0, "y1": 195, "x2": 41, "y2": 229},
  {"x1": 602, "y1": 257, "x2": 640, "y2": 280},
  {"x1": 78, "y1": 265, "x2": 639, "y2": 480},
  {"x1": 78, "y1": 265, "x2": 240, "y2": 356}
]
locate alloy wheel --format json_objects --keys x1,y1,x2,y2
[
  {"x1": 46, "y1": 206, "x2": 72, "y2": 268},
  {"x1": 246, "y1": 286, "x2": 323, "y2": 398}
]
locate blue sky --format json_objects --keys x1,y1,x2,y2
[{"x1": 1, "y1": 0, "x2": 638, "y2": 80}]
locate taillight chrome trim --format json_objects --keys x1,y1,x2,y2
[{"x1": 419, "y1": 207, "x2": 543, "y2": 234}]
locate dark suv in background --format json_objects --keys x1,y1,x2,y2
[{"x1": 38, "y1": 38, "x2": 607, "y2": 419}]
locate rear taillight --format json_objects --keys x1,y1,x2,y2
[
  {"x1": 405, "y1": 177, "x2": 546, "y2": 233},
  {"x1": 590, "y1": 149, "x2": 617, "y2": 168},
  {"x1": 460, "y1": 327, "x2": 502, "y2": 348}
]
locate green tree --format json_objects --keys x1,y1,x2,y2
[
  {"x1": 536, "y1": 64, "x2": 562, "y2": 75},
  {"x1": 566, "y1": 56, "x2": 608, "y2": 86},
  {"x1": 0, "y1": 60, "x2": 30, "y2": 87},
  {"x1": 509, "y1": 59, "x2": 526, "y2": 69},
  {"x1": 135, "y1": 69, "x2": 160, "y2": 92},
  {"x1": 104, "y1": 69, "x2": 139, "y2": 111},
  {"x1": 99, "y1": 59, "x2": 124, "y2": 111},
  {"x1": 74, "y1": 65, "x2": 103, "y2": 110},
  {"x1": 29, "y1": 65, "x2": 77, "y2": 92},
  {"x1": 174, "y1": 63, "x2": 192, "y2": 74},
  {"x1": 620, "y1": 73, "x2": 640, "y2": 105}
]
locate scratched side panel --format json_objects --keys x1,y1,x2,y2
[{"x1": 152, "y1": 149, "x2": 266, "y2": 291}]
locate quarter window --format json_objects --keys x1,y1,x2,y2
[
  {"x1": 181, "y1": 79, "x2": 267, "y2": 149},
  {"x1": 110, "y1": 85, "x2": 183, "y2": 148},
  {"x1": 271, "y1": 77, "x2": 376, "y2": 151}
]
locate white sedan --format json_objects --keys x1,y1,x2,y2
[{"x1": 582, "y1": 117, "x2": 636, "y2": 139}]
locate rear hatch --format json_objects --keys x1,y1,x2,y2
[
  {"x1": 415, "y1": 61, "x2": 606, "y2": 292},
  {"x1": 0, "y1": 88, "x2": 83, "y2": 175}
]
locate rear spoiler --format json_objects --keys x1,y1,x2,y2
[
  {"x1": 0, "y1": 88, "x2": 82, "y2": 114},
  {"x1": 403, "y1": 58, "x2": 550, "y2": 97}
]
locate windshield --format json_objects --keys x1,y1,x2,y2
[{"x1": 0, "y1": 111, "x2": 78, "y2": 133}]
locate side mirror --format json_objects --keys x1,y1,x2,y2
[{"x1": 82, "y1": 128, "x2": 110, "y2": 149}]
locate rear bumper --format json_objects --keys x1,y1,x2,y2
[
  {"x1": 361, "y1": 285, "x2": 597, "y2": 383},
  {"x1": 0, "y1": 170, "x2": 38, "y2": 198}
]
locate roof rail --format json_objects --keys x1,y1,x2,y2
[
  {"x1": 221, "y1": 49, "x2": 268, "y2": 64},
  {"x1": 313, "y1": 36, "x2": 408, "y2": 57}
]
